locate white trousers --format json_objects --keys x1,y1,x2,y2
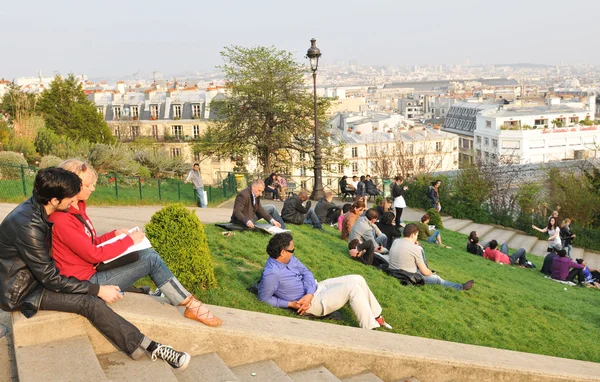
[{"x1": 305, "y1": 275, "x2": 382, "y2": 330}]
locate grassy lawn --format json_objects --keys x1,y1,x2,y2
[{"x1": 185, "y1": 223, "x2": 600, "y2": 363}]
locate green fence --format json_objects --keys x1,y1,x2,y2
[{"x1": 0, "y1": 164, "x2": 238, "y2": 207}]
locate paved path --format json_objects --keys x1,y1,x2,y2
[{"x1": 1, "y1": 198, "x2": 599, "y2": 268}]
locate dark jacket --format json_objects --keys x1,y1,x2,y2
[
  {"x1": 356, "y1": 181, "x2": 366, "y2": 196},
  {"x1": 375, "y1": 222, "x2": 402, "y2": 249},
  {"x1": 427, "y1": 186, "x2": 439, "y2": 203},
  {"x1": 391, "y1": 183, "x2": 405, "y2": 199},
  {"x1": 365, "y1": 180, "x2": 378, "y2": 193},
  {"x1": 314, "y1": 198, "x2": 339, "y2": 224},
  {"x1": 0, "y1": 198, "x2": 99, "y2": 318},
  {"x1": 281, "y1": 195, "x2": 310, "y2": 224},
  {"x1": 231, "y1": 187, "x2": 273, "y2": 226},
  {"x1": 466, "y1": 242, "x2": 484, "y2": 256},
  {"x1": 560, "y1": 225, "x2": 575, "y2": 246}
]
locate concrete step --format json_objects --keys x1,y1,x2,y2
[
  {"x1": 506, "y1": 234, "x2": 539, "y2": 254},
  {"x1": 289, "y1": 365, "x2": 341, "y2": 381},
  {"x1": 457, "y1": 222, "x2": 494, "y2": 237},
  {"x1": 441, "y1": 215, "x2": 452, "y2": 221},
  {"x1": 99, "y1": 351, "x2": 178, "y2": 382},
  {"x1": 441, "y1": 218, "x2": 472, "y2": 231},
  {"x1": 530, "y1": 240, "x2": 551, "y2": 257},
  {"x1": 173, "y1": 352, "x2": 239, "y2": 382},
  {"x1": 480, "y1": 228, "x2": 517, "y2": 248},
  {"x1": 231, "y1": 360, "x2": 293, "y2": 382},
  {"x1": 341, "y1": 372, "x2": 383, "y2": 382},
  {"x1": 16, "y1": 336, "x2": 107, "y2": 382}
]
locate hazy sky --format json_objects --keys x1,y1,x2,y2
[{"x1": 2, "y1": 0, "x2": 600, "y2": 79}]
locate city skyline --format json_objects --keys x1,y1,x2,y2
[{"x1": 2, "y1": 0, "x2": 600, "y2": 79}]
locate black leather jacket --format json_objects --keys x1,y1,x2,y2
[{"x1": 0, "y1": 197, "x2": 99, "y2": 318}]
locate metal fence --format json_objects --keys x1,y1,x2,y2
[{"x1": 0, "y1": 164, "x2": 238, "y2": 206}]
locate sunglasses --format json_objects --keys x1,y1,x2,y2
[{"x1": 284, "y1": 247, "x2": 295, "y2": 254}]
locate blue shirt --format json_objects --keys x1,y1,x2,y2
[{"x1": 258, "y1": 256, "x2": 317, "y2": 308}]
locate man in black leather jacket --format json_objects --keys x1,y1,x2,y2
[{"x1": 0, "y1": 168, "x2": 191, "y2": 370}]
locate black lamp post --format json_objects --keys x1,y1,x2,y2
[{"x1": 307, "y1": 38, "x2": 324, "y2": 200}]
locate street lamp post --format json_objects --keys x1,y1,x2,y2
[{"x1": 307, "y1": 38, "x2": 324, "y2": 200}]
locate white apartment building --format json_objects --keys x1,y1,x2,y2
[
  {"x1": 328, "y1": 111, "x2": 412, "y2": 134},
  {"x1": 474, "y1": 96, "x2": 598, "y2": 164}
]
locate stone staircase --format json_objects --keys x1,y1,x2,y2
[{"x1": 10, "y1": 294, "x2": 600, "y2": 382}]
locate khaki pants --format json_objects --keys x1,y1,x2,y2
[{"x1": 305, "y1": 275, "x2": 382, "y2": 330}]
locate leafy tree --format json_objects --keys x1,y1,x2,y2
[
  {"x1": 194, "y1": 45, "x2": 332, "y2": 173},
  {"x1": 88, "y1": 143, "x2": 138, "y2": 175},
  {"x1": 133, "y1": 148, "x2": 189, "y2": 178},
  {"x1": 34, "y1": 128, "x2": 91, "y2": 159},
  {"x1": 0, "y1": 83, "x2": 38, "y2": 124},
  {"x1": 37, "y1": 74, "x2": 114, "y2": 144}
]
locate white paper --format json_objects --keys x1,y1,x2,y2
[
  {"x1": 97, "y1": 227, "x2": 152, "y2": 263},
  {"x1": 254, "y1": 223, "x2": 291, "y2": 235}
]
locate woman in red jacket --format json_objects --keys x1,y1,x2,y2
[{"x1": 49, "y1": 159, "x2": 221, "y2": 327}]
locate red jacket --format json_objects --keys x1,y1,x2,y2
[{"x1": 48, "y1": 201, "x2": 134, "y2": 280}]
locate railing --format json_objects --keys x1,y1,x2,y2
[{"x1": 0, "y1": 164, "x2": 238, "y2": 206}]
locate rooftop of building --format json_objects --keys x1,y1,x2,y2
[
  {"x1": 383, "y1": 78, "x2": 520, "y2": 90},
  {"x1": 332, "y1": 127, "x2": 455, "y2": 145}
]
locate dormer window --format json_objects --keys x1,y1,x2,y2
[
  {"x1": 173, "y1": 104, "x2": 182, "y2": 119},
  {"x1": 113, "y1": 106, "x2": 121, "y2": 120},
  {"x1": 150, "y1": 105, "x2": 159, "y2": 119},
  {"x1": 97, "y1": 106, "x2": 104, "y2": 115},
  {"x1": 192, "y1": 104, "x2": 202, "y2": 118},
  {"x1": 130, "y1": 106, "x2": 139, "y2": 119}
]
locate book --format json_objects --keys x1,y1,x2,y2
[
  {"x1": 254, "y1": 223, "x2": 291, "y2": 235},
  {"x1": 97, "y1": 227, "x2": 152, "y2": 264}
]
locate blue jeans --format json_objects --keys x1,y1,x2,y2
[
  {"x1": 303, "y1": 208, "x2": 322, "y2": 229},
  {"x1": 421, "y1": 273, "x2": 463, "y2": 290},
  {"x1": 89, "y1": 248, "x2": 190, "y2": 305},
  {"x1": 195, "y1": 187, "x2": 206, "y2": 208},
  {"x1": 259, "y1": 204, "x2": 286, "y2": 229},
  {"x1": 426, "y1": 230, "x2": 440, "y2": 244},
  {"x1": 500, "y1": 243, "x2": 527, "y2": 265}
]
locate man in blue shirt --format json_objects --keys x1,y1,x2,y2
[{"x1": 257, "y1": 233, "x2": 391, "y2": 330}]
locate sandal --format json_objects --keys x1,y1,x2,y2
[{"x1": 179, "y1": 295, "x2": 222, "y2": 327}]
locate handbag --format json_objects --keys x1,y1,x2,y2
[{"x1": 73, "y1": 214, "x2": 140, "y2": 271}]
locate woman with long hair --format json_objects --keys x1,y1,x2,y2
[
  {"x1": 533, "y1": 216, "x2": 562, "y2": 251},
  {"x1": 391, "y1": 175, "x2": 408, "y2": 227}
]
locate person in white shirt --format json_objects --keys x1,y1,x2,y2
[{"x1": 184, "y1": 163, "x2": 205, "y2": 208}]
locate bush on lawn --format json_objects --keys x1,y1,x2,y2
[
  {"x1": 39, "y1": 155, "x2": 63, "y2": 169},
  {"x1": 426, "y1": 208, "x2": 444, "y2": 229},
  {"x1": 0, "y1": 151, "x2": 28, "y2": 179},
  {"x1": 145, "y1": 204, "x2": 217, "y2": 290}
]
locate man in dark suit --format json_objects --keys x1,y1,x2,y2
[{"x1": 231, "y1": 179, "x2": 286, "y2": 229}]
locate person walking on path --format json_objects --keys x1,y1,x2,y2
[
  {"x1": 391, "y1": 175, "x2": 408, "y2": 227},
  {"x1": 184, "y1": 163, "x2": 206, "y2": 208}
]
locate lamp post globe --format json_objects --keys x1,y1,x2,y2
[{"x1": 306, "y1": 38, "x2": 324, "y2": 200}]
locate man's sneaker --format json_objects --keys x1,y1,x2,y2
[
  {"x1": 375, "y1": 315, "x2": 392, "y2": 329},
  {"x1": 149, "y1": 288, "x2": 164, "y2": 297},
  {"x1": 462, "y1": 280, "x2": 475, "y2": 291},
  {"x1": 151, "y1": 344, "x2": 190, "y2": 370}
]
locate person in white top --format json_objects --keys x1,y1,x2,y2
[{"x1": 184, "y1": 163, "x2": 205, "y2": 208}]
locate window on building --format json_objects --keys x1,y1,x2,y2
[
  {"x1": 534, "y1": 118, "x2": 548, "y2": 126},
  {"x1": 130, "y1": 106, "x2": 139, "y2": 119},
  {"x1": 300, "y1": 152, "x2": 306, "y2": 161},
  {"x1": 486, "y1": 120, "x2": 492, "y2": 128},
  {"x1": 476, "y1": 136, "x2": 481, "y2": 144},
  {"x1": 435, "y1": 141, "x2": 442, "y2": 152},
  {"x1": 150, "y1": 105, "x2": 159, "y2": 119},
  {"x1": 570, "y1": 117, "x2": 579, "y2": 124},
  {"x1": 555, "y1": 117, "x2": 566, "y2": 126},
  {"x1": 192, "y1": 104, "x2": 202, "y2": 118},
  {"x1": 338, "y1": 163, "x2": 344, "y2": 173},
  {"x1": 113, "y1": 107, "x2": 121, "y2": 120},
  {"x1": 484, "y1": 137, "x2": 489, "y2": 145},
  {"x1": 419, "y1": 157, "x2": 426, "y2": 168},
  {"x1": 352, "y1": 162, "x2": 358, "y2": 172},
  {"x1": 152, "y1": 125, "x2": 159, "y2": 140},
  {"x1": 170, "y1": 148, "x2": 181, "y2": 157},
  {"x1": 300, "y1": 166, "x2": 306, "y2": 176},
  {"x1": 369, "y1": 146, "x2": 377, "y2": 156},
  {"x1": 97, "y1": 106, "x2": 104, "y2": 115},
  {"x1": 503, "y1": 120, "x2": 520, "y2": 128},
  {"x1": 492, "y1": 139, "x2": 498, "y2": 147},
  {"x1": 301, "y1": 180, "x2": 307, "y2": 189},
  {"x1": 173, "y1": 105, "x2": 182, "y2": 119},
  {"x1": 462, "y1": 139, "x2": 470, "y2": 149},
  {"x1": 172, "y1": 125, "x2": 183, "y2": 139},
  {"x1": 193, "y1": 125, "x2": 200, "y2": 139},
  {"x1": 351, "y1": 147, "x2": 358, "y2": 158},
  {"x1": 130, "y1": 126, "x2": 139, "y2": 138},
  {"x1": 406, "y1": 159, "x2": 414, "y2": 170}
]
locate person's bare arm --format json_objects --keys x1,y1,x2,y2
[{"x1": 417, "y1": 262, "x2": 432, "y2": 276}]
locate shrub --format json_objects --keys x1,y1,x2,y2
[
  {"x1": 0, "y1": 151, "x2": 28, "y2": 179},
  {"x1": 39, "y1": 155, "x2": 63, "y2": 169},
  {"x1": 145, "y1": 204, "x2": 217, "y2": 290},
  {"x1": 426, "y1": 208, "x2": 444, "y2": 229}
]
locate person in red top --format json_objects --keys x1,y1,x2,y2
[
  {"x1": 49, "y1": 159, "x2": 221, "y2": 327},
  {"x1": 483, "y1": 240, "x2": 528, "y2": 266}
]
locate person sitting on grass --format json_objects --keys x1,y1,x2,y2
[
  {"x1": 577, "y1": 259, "x2": 600, "y2": 289},
  {"x1": 551, "y1": 249, "x2": 585, "y2": 286},
  {"x1": 349, "y1": 209, "x2": 388, "y2": 254},
  {"x1": 467, "y1": 232, "x2": 484, "y2": 256},
  {"x1": 483, "y1": 240, "x2": 528, "y2": 267},
  {"x1": 375, "y1": 198, "x2": 393, "y2": 218},
  {"x1": 231, "y1": 179, "x2": 285, "y2": 230},
  {"x1": 314, "y1": 191, "x2": 341, "y2": 226},
  {"x1": 415, "y1": 213, "x2": 450, "y2": 248},
  {"x1": 375, "y1": 211, "x2": 402, "y2": 250},
  {"x1": 348, "y1": 239, "x2": 377, "y2": 266},
  {"x1": 389, "y1": 224, "x2": 474, "y2": 291},
  {"x1": 258, "y1": 233, "x2": 392, "y2": 330},
  {"x1": 281, "y1": 191, "x2": 323, "y2": 230},
  {"x1": 338, "y1": 203, "x2": 352, "y2": 231},
  {"x1": 540, "y1": 248, "x2": 558, "y2": 276},
  {"x1": 49, "y1": 159, "x2": 222, "y2": 327},
  {"x1": 341, "y1": 200, "x2": 365, "y2": 241}
]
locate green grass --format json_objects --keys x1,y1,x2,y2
[{"x1": 182, "y1": 223, "x2": 600, "y2": 363}]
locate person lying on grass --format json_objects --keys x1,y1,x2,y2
[
  {"x1": 49, "y1": 159, "x2": 221, "y2": 327},
  {"x1": 257, "y1": 233, "x2": 392, "y2": 330},
  {"x1": 389, "y1": 224, "x2": 474, "y2": 291},
  {"x1": 483, "y1": 240, "x2": 530, "y2": 268}
]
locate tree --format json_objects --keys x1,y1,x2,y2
[
  {"x1": 133, "y1": 148, "x2": 189, "y2": 178},
  {"x1": 88, "y1": 143, "x2": 138, "y2": 175},
  {"x1": 194, "y1": 45, "x2": 331, "y2": 174},
  {"x1": 0, "y1": 83, "x2": 38, "y2": 124},
  {"x1": 37, "y1": 74, "x2": 114, "y2": 144}
]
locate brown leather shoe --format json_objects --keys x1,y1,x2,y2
[
  {"x1": 462, "y1": 280, "x2": 475, "y2": 291},
  {"x1": 179, "y1": 295, "x2": 222, "y2": 327}
]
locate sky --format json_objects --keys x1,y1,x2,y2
[{"x1": 2, "y1": 0, "x2": 600, "y2": 79}]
